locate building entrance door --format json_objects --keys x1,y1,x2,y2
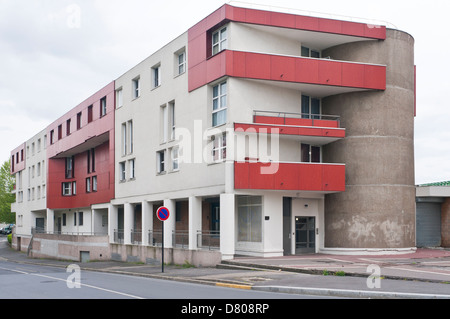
[{"x1": 295, "y1": 217, "x2": 316, "y2": 254}]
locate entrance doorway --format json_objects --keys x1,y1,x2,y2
[{"x1": 295, "y1": 216, "x2": 316, "y2": 254}]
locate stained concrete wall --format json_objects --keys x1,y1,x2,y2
[
  {"x1": 322, "y1": 29, "x2": 416, "y2": 249},
  {"x1": 442, "y1": 198, "x2": 450, "y2": 247}
]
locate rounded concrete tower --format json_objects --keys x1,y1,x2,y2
[{"x1": 322, "y1": 29, "x2": 416, "y2": 251}]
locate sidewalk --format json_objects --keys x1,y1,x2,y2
[{"x1": 1, "y1": 239, "x2": 450, "y2": 299}]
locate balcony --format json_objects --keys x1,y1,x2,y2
[
  {"x1": 234, "y1": 110, "x2": 345, "y2": 145},
  {"x1": 234, "y1": 161, "x2": 345, "y2": 193}
]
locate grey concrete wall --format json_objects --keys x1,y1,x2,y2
[{"x1": 322, "y1": 29, "x2": 416, "y2": 249}]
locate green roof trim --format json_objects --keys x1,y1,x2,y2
[{"x1": 419, "y1": 181, "x2": 450, "y2": 187}]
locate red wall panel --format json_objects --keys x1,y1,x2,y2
[{"x1": 235, "y1": 161, "x2": 346, "y2": 192}]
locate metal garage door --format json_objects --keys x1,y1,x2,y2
[{"x1": 416, "y1": 202, "x2": 441, "y2": 247}]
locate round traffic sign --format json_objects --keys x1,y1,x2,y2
[{"x1": 156, "y1": 206, "x2": 170, "y2": 222}]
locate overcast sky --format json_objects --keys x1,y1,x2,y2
[{"x1": 1, "y1": 0, "x2": 449, "y2": 185}]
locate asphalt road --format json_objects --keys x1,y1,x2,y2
[{"x1": 0, "y1": 258, "x2": 337, "y2": 300}]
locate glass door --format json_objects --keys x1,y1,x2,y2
[{"x1": 295, "y1": 217, "x2": 316, "y2": 254}]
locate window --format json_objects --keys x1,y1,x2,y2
[
  {"x1": 63, "y1": 213, "x2": 66, "y2": 226},
  {"x1": 92, "y1": 176, "x2": 97, "y2": 192},
  {"x1": 87, "y1": 148, "x2": 95, "y2": 173},
  {"x1": 87, "y1": 105, "x2": 93, "y2": 123},
  {"x1": 301, "y1": 95, "x2": 321, "y2": 119},
  {"x1": 62, "y1": 182, "x2": 72, "y2": 196},
  {"x1": 212, "y1": 26, "x2": 227, "y2": 55},
  {"x1": 301, "y1": 143, "x2": 321, "y2": 163},
  {"x1": 86, "y1": 177, "x2": 91, "y2": 193},
  {"x1": 65, "y1": 156, "x2": 74, "y2": 179},
  {"x1": 128, "y1": 120, "x2": 133, "y2": 154},
  {"x1": 152, "y1": 64, "x2": 161, "y2": 88},
  {"x1": 116, "y1": 88, "x2": 123, "y2": 108},
  {"x1": 100, "y1": 97, "x2": 107, "y2": 117},
  {"x1": 169, "y1": 102, "x2": 175, "y2": 140},
  {"x1": 301, "y1": 46, "x2": 321, "y2": 58},
  {"x1": 129, "y1": 159, "x2": 135, "y2": 179},
  {"x1": 212, "y1": 81, "x2": 227, "y2": 126},
  {"x1": 121, "y1": 123, "x2": 127, "y2": 156},
  {"x1": 157, "y1": 150, "x2": 166, "y2": 174},
  {"x1": 178, "y1": 51, "x2": 186, "y2": 75},
  {"x1": 237, "y1": 196, "x2": 262, "y2": 243},
  {"x1": 72, "y1": 181, "x2": 76, "y2": 195},
  {"x1": 58, "y1": 125, "x2": 62, "y2": 140},
  {"x1": 171, "y1": 147, "x2": 179, "y2": 171},
  {"x1": 74, "y1": 212, "x2": 77, "y2": 226},
  {"x1": 66, "y1": 119, "x2": 71, "y2": 136},
  {"x1": 119, "y1": 162, "x2": 126, "y2": 181},
  {"x1": 132, "y1": 77, "x2": 140, "y2": 99},
  {"x1": 77, "y1": 112, "x2": 82, "y2": 130},
  {"x1": 212, "y1": 133, "x2": 227, "y2": 162},
  {"x1": 79, "y1": 212, "x2": 83, "y2": 226}
]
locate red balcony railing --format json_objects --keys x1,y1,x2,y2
[{"x1": 234, "y1": 161, "x2": 345, "y2": 192}]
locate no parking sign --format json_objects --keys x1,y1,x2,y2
[{"x1": 156, "y1": 206, "x2": 170, "y2": 222}]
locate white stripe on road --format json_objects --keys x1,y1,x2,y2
[{"x1": 0, "y1": 266, "x2": 144, "y2": 299}]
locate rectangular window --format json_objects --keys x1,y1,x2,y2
[
  {"x1": 116, "y1": 88, "x2": 123, "y2": 108},
  {"x1": 100, "y1": 97, "x2": 107, "y2": 117},
  {"x1": 157, "y1": 150, "x2": 165, "y2": 174},
  {"x1": 92, "y1": 176, "x2": 97, "y2": 192},
  {"x1": 129, "y1": 159, "x2": 135, "y2": 179},
  {"x1": 132, "y1": 77, "x2": 140, "y2": 99},
  {"x1": 74, "y1": 212, "x2": 77, "y2": 226},
  {"x1": 58, "y1": 125, "x2": 62, "y2": 140},
  {"x1": 87, "y1": 148, "x2": 95, "y2": 173},
  {"x1": 62, "y1": 182, "x2": 72, "y2": 196},
  {"x1": 87, "y1": 105, "x2": 93, "y2": 123},
  {"x1": 212, "y1": 26, "x2": 227, "y2": 55},
  {"x1": 301, "y1": 143, "x2": 321, "y2": 163},
  {"x1": 86, "y1": 177, "x2": 91, "y2": 193},
  {"x1": 79, "y1": 212, "x2": 83, "y2": 226},
  {"x1": 128, "y1": 120, "x2": 133, "y2": 154},
  {"x1": 65, "y1": 156, "x2": 74, "y2": 179},
  {"x1": 178, "y1": 51, "x2": 186, "y2": 75},
  {"x1": 152, "y1": 64, "x2": 161, "y2": 88},
  {"x1": 169, "y1": 102, "x2": 175, "y2": 140},
  {"x1": 171, "y1": 147, "x2": 179, "y2": 171},
  {"x1": 66, "y1": 119, "x2": 71, "y2": 136},
  {"x1": 72, "y1": 181, "x2": 76, "y2": 195},
  {"x1": 121, "y1": 123, "x2": 127, "y2": 156},
  {"x1": 301, "y1": 46, "x2": 321, "y2": 58},
  {"x1": 77, "y1": 112, "x2": 82, "y2": 130},
  {"x1": 63, "y1": 213, "x2": 66, "y2": 226},
  {"x1": 212, "y1": 133, "x2": 227, "y2": 162},
  {"x1": 301, "y1": 95, "x2": 321, "y2": 119},
  {"x1": 237, "y1": 196, "x2": 262, "y2": 243},
  {"x1": 212, "y1": 81, "x2": 227, "y2": 126},
  {"x1": 119, "y1": 162, "x2": 126, "y2": 181}
]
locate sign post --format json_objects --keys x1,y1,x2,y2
[{"x1": 156, "y1": 206, "x2": 170, "y2": 273}]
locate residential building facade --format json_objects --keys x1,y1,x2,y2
[{"x1": 10, "y1": 4, "x2": 417, "y2": 265}]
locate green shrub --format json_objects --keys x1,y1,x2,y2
[{"x1": 7, "y1": 234, "x2": 12, "y2": 244}]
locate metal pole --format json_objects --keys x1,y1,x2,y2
[{"x1": 162, "y1": 221, "x2": 164, "y2": 273}]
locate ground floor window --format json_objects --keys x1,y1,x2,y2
[{"x1": 237, "y1": 195, "x2": 262, "y2": 242}]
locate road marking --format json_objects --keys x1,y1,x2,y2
[
  {"x1": 386, "y1": 266, "x2": 450, "y2": 277},
  {"x1": 0, "y1": 265, "x2": 144, "y2": 299}
]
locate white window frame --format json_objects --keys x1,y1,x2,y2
[
  {"x1": 157, "y1": 150, "x2": 166, "y2": 174},
  {"x1": 116, "y1": 88, "x2": 123, "y2": 109},
  {"x1": 62, "y1": 182, "x2": 72, "y2": 197},
  {"x1": 92, "y1": 176, "x2": 97, "y2": 192},
  {"x1": 121, "y1": 123, "x2": 127, "y2": 156},
  {"x1": 171, "y1": 147, "x2": 179, "y2": 171},
  {"x1": 132, "y1": 77, "x2": 140, "y2": 99},
  {"x1": 119, "y1": 162, "x2": 126, "y2": 181},
  {"x1": 152, "y1": 64, "x2": 161, "y2": 89},
  {"x1": 212, "y1": 133, "x2": 227, "y2": 162},
  {"x1": 212, "y1": 81, "x2": 227, "y2": 127},
  {"x1": 169, "y1": 102, "x2": 175, "y2": 141},
  {"x1": 212, "y1": 26, "x2": 227, "y2": 55},
  {"x1": 100, "y1": 97, "x2": 107, "y2": 117},
  {"x1": 128, "y1": 120, "x2": 133, "y2": 154},
  {"x1": 178, "y1": 51, "x2": 186, "y2": 75},
  {"x1": 129, "y1": 159, "x2": 135, "y2": 179}
]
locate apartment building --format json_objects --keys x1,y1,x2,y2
[{"x1": 11, "y1": 4, "x2": 416, "y2": 264}]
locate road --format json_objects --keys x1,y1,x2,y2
[{"x1": 0, "y1": 258, "x2": 336, "y2": 300}]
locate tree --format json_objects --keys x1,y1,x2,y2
[{"x1": 0, "y1": 160, "x2": 15, "y2": 224}]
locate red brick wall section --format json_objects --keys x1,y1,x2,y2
[{"x1": 442, "y1": 198, "x2": 450, "y2": 247}]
